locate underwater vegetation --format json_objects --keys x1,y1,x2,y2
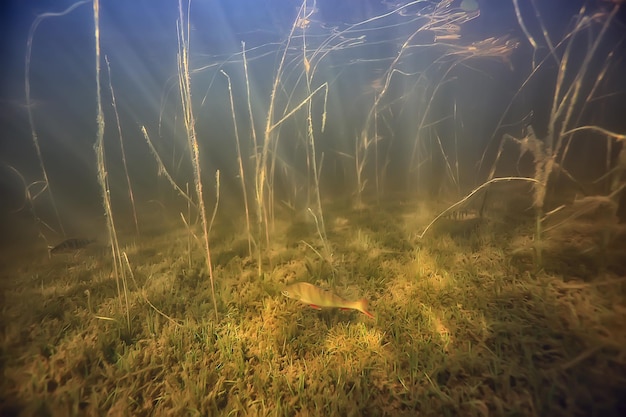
[{"x1": 1, "y1": 0, "x2": 626, "y2": 416}]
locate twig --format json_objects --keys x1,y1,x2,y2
[{"x1": 418, "y1": 177, "x2": 541, "y2": 239}]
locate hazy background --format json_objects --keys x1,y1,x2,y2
[{"x1": 1, "y1": 0, "x2": 625, "y2": 250}]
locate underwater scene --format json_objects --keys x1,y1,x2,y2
[{"x1": 1, "y1": 0, "x2": 626, "y2": 415}]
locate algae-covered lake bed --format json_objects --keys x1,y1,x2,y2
[{"x1": 2, "y1": 198, "x2": 625, "y2": 416}]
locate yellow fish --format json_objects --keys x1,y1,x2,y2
[{"x1": 282, "y1": 282, "x2": 374, "y2": 319}]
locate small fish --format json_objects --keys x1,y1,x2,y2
[
  {"x1": 282, "y1": 282, "x2": 374, "y2": 319},
  {"x1": 49, "y1": 237, "x2": 95, "y2": 254}
]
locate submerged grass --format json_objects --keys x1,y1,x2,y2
[
  {"x1": 1, "y1": 199, "x2": 625, "y2": 416},
  {"x1": 7, "y1": 2, "x2": 625, "y2": 416}
]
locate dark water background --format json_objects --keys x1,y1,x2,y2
[{"x1": 0, "y1": 0, "x2": 625, "y2": 250}]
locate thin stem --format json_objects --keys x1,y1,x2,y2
[
  {"x1": 25, "y1": 2, "x2": 89, "y2": 236},
  {"x1": 105, "y1": 55, "x2": 140, "y2": 235}
]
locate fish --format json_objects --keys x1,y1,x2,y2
[
  {"x1": 281, "y1": 282, "x2": 374, "y2": 319},
  {"x1": 49, "y1": 237, "x2": 95, "y2": 254}
]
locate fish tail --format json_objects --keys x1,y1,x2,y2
[{"x1": 356, "y1": 298, "x2": 374, "y2": 319}]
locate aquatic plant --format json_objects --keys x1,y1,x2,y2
[
  {"x1": 93, "y1": 0, "x2": 131, "y2": 331},
  {"x1": 358, "y1": 0, "x2": 487, "y2": 203},
  {"x1": 24, "y1": 2, "x2": 92, "y2": 238},
  {"x1": 221, "y1": 70, "x2": 253, "y2": 257},
  {"x1": 482, "y1": 1, "x2": 625, "y2": 266},
  {"x1": 211, "y1": 0, "x2": 333, "y2": 271},
  {"x1": 166, "y1": 0, "x2": 221, "y2": 318},
  {"x1": 104, "y1": 55, "x2": 140, "y2": 236},
  {"x1": 263, "y1": 1, "x2": 328, "y2": 253},
  {"x1": 1, "y1": 164, "x2": 57, "y2": 251}
]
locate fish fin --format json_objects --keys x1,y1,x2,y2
[
  {"x1": 357, "y1": 298, "x2": 375, "y2": 319},
  {"x1": 309, "y1": 304, "x2": 322, "y2": 310},
  {"x1": 361, "y1": 309, "x2": 375, "y2": 319}
]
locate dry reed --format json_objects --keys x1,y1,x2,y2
[
  {"x1": 24, "y1": 2, "x2": 91, "y2": 237},
  {"x1": 177, "y1": 0, "x2": 218, "y2": 318},
  {"x1": 93, "y1": 0, "x2": 130, "y2": 330},
  {"x1": 104, "y1": 55, "x2": 140, "y2": 235}
]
